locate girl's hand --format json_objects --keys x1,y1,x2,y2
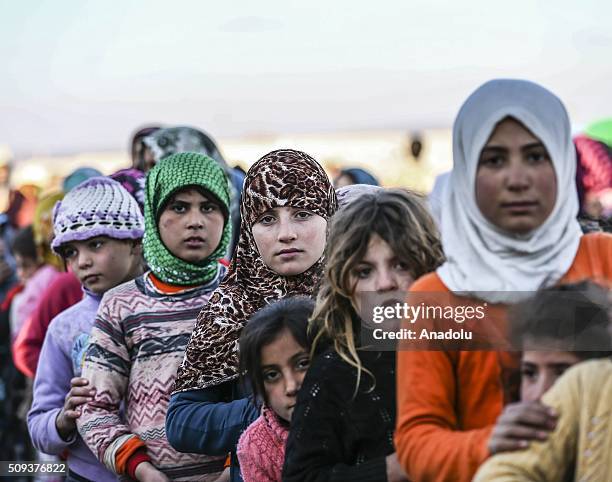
[
  {"x1": 488, "y1": 401, "x2": 558, "y2": 454},
  {"x1": 134, "y1": 462, "x2": 170, "y2": 482},
  {"x1": 385, "y1": 452, "x2": 409, "y2": 482},
  {"x1": 55, "y1": 377, "x2": 95, "y2": 441}
]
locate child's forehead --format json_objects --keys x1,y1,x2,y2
[
  {"x1": 521, "y1": 349, "x2": 580, "y2": 364},
  {"x1": 62, "y1": 235, "x2": 116, "y2": 247},
  {"x1": 169, "y1": 187, "x2": 215, "y2": 202}
]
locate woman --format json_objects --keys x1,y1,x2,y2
[
  {"x1": 166, "y1": 149, "x2": 337, "y2": 482},
  {"x1": 283, "y1": 188, "x2": 444, "y2": 482},
  {"x1": 394, "y1": 79, "x2": 612, "y2": 482}
]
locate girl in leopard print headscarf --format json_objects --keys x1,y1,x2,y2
[{"x1": 167, "y1": 149, "x2": 337, "y2": 480}]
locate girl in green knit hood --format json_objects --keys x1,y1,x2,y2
[{"x1": 77, "y1": 152, "x2": 234, "y2": 482}]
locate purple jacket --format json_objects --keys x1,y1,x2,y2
[{"x1": 27, "y1": 289, "x2": 117, "y2": 482}]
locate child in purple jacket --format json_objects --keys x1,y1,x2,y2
[{"x1": 27, "y1": 177, "x2": 144, "y2": 482}]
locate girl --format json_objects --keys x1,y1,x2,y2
[
  {"x1": 166, "y1": 149, "x2": 337, "y2": 482},
  {"x1": 236, "y1": 297, "x2": 315, "y2": 482},
  {"x1": 77, "y1": 152, "x2": 233, "y2": 481},
  {"x1": 142, "y1": 126, "x2": 243, "y2": 256},
  {"x1": 283, "y1": 188, "x2": 444, "y2": 481},
  {"x1": 394, "y1": 79, "x2": 612, "y2": 482},
  {"x1": 28, "y1": 177, "x2": 144, "y2": 482},
  {"x1": 474, "y1": 359, "x2": 612, "y2": 481},
  {"x1": 10, "y1": 199, "x2": 63, "y2": 345}
]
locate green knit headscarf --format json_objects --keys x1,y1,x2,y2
[{"x1": 143, "y1": 152, "x2": 232, "y2": 286}]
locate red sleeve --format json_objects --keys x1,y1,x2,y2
[
  {"x1": 15, "y1": 273, "x2": 82, "y2": 376},
  {"x1": 12, "y1": 316, "x2": 36, "y2": 378},
  {"x1": 125, "y1": 448, "x2": 151, "y2": 480}
]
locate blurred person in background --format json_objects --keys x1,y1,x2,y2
[
  {"x1": 62, "y1": 167, "x2": 102, "y2": 193},
  {"x1": 109, "y1": 168, "x2": 146, "y2": 212},
  {"x1": 333, "y1": 167, "x2": 380, "y2": 188},
  {"x1": 0, "y1": 230, "x2": 34, "y2": 466},
  {"x1": 130, "y1": 124, "x2": 162, "y2": 171},
  {"x1": 575, "y1": 118, "x2": 612, "y2": 231},
  {"x1": 11, "y1": 192, "x2": 64, "y2": 374}
]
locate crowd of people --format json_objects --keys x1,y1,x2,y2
[{"x1": 0, "y1": 78, "x2": 611, "y2": 482}]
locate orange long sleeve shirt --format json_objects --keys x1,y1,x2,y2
[{"x1": 395, "y1": 232, "x2": 612, "y2": 482}]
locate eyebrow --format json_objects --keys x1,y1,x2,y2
[
  {"x1": 261, "y1": 351, "x2": 308, "y2": 369},
  {"x1": 547, "y1": 362, "x2": 573, "y2": 369},
  {"x1": 481, "y1": 142, "x2": 545, "y2": 152}
]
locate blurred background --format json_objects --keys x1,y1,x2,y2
[{"x1": 1, "y1": 0, "x2": 611, "y2": 197}]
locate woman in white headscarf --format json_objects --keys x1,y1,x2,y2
[{"x1": 394, "y1": 79, "x2": 612, "y2": 482}]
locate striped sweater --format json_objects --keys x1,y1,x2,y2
[{"x1": 77, "y1": 273, "x2": 226, "y2": 481}]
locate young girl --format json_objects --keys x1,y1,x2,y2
[
  {"x1": 283, "y1": 188, "x2": 444, "y2": 482},
  {"x1": 394, "y1": 79, "x2": 612, "y2": 482},
  {"x1": 77, "y1": 152, "x2": 233, "y2": 481},
  {"x1": 486, "y1": 281, "x2": 612, "y2": 458},
  {"x1": 166, "y1": 149, "x2": 337, "y2": 482},
  {"x1": 474, "y1": 360, "x2": 612, "y2": 481},
  {"x1": 28, "y1": 177, "x2": 145, "y2": 482},
  {"x1": 236, "y1": 297, "x2": 315, "y2": 482}
]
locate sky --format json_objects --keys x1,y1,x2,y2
[{"x1": 1, "y1": 0, "x2": 611, "y2": 157}]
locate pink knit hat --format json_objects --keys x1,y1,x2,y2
[{"x1": 51, "y1": 177, "x2": 144, "y2": 253}]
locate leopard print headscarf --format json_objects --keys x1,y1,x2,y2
[{"x1": 173, "y1": 149, "x2": 337, "y2": 392}]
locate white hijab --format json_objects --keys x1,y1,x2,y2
[{"x1": 437, "y1": 79, "x2": 583, "y2": 304}]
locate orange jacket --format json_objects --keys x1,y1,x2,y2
[{"x1": 395, "y1": 232, "x2": 612, "y2": 482}]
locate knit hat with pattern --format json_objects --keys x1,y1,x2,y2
[
  {"x1": 51, "y1": 177, "x2": 145, "y2": 253},
  {"x1": 143, "y1": 152, "x2": 232, "y2": 286}
]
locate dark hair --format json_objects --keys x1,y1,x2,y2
[
  {"x1": 510, "y1": 281, "x2": 612, "y2": 359},
  {"x1": 239, "y1": 297, "x2": 315, "y2": 403},
  {"x1": 11, "y1": 225, "x2": 37, "y2": 261}
]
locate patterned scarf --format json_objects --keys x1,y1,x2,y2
[
  {"x1": 173, "y1": 149, "x2": 337, "y2": 392},
  {"x1": 143, "y1": 152, "x2": 232, "y2": 286}
]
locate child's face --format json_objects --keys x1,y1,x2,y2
[
  {"x1": 475, "y1": 117, "x2": 557, "y2": 235},
  {"x1": 349, "y1": 234, "x2": 415, "y2": 314},
  {"x1": 62, "y1": 236, "x2": 142, "y2": 294},
  {"x1": 520, "y1": 350, "x2": 581, "y2": 402},
  {"x1": 14, "y1": 254, "x2": 39, "y2": 283},
  {"x1": 158, "y1": 188, "x2": 225, "y2": 263},
  {"x1": 260, "y1": 328, "x2": 310, "y2": 422},
  {"x1": 251, "y1": 206, "x2": 327, "y2": 277}
]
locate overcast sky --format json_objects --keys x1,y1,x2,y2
[{"x1": 1, "y1": 0, "x2": 611, "y2": 156}]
